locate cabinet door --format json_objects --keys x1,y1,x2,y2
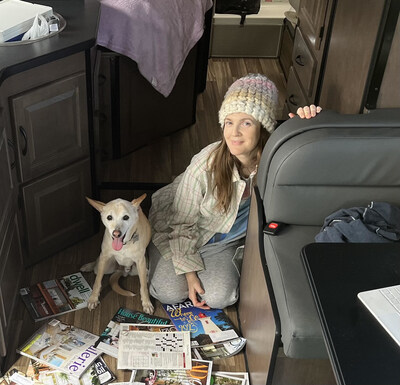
[
  {"x1": 0, "y1": 212, "x2": 23, "y2": 359},
  {"x1": 0, "y1": 124, "x2": 16, "y2": 238},
  {"x1": 286, "y1": 67, "x2": 309, "y2": 114},
  {"x1": 22, "y1": 158, "x2": 94, "y2": 266},
  {"x1": 11, "y1": 72, "x2": 89, "y2": 182},
  {"x1": 298, "y1": 0, "x2": 330, "y2": 50}
]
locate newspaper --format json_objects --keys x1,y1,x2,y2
[{"x1": 117, "y1": 324, "x2": 192, "y2": 370}]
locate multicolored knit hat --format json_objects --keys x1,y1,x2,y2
[{"x1": 218, "y1": 74, "x2": 278, "y2": 133}]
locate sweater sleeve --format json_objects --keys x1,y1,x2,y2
[{"x1": 168, "y1": 161, "x2": 207, "y2": 275}]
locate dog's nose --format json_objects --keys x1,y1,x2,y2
[{"x1": 113, "y1": 230, "x2": 122, "y2": 238}]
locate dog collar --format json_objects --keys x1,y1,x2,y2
[{"x1": 124, "y1": 231, "x2": 139, "y2": 245}]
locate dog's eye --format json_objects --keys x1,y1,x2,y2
[
  {"x1": 107, "y1": 215, "x2": 112, "y2": 221},
  {"x1": 123, "y1": 215, "x2": 129, "y2": 220}
]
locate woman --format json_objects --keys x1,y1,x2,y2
[{"x1": 148, "y1": 74, "x2": 320, "y2": 310}]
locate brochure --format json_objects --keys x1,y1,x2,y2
[
  {"x1": 117, "y1": 324, "x2": 191, "y2": 370},
  {"x1": 95, "y1": 307, "x2": 171, "y2": 358},
  {"x1": 133, "y1": 359, "x2": 212, "y2": 385}
]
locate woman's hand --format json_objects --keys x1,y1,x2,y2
[
  {"x1": 185, "y1": 272, "x2": 210, "y2": 309},
  {"x1": 288, "y1": 105, "x2": 322, "y2": 119}
]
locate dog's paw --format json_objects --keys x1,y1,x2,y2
[
  {"x1": 87, "y1": 296, "x2": 100, "y2": 311},
  {"x1": 80, "y1": 262, "x2": 96, "y2": 272},
  {"x1": 142, "y1": 300, "x2": 154, "y2": 315}
]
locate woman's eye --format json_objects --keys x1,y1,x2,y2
[
  {"x1": 123, "y1": 215, "x2": 129, "y2": 220},
  {"x1": 242, "y1": 121, "x2": 252, "y2": 127},
  {"x1": 225, "y1": 121, "x2": 232, "y2": 126},
  {"x1": 107, "y1": 215, "x2": 112, "y2": 221}
]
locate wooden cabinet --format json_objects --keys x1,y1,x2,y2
[
  {"x1": 286, "y1": 0, "x2": 400, "y2": 114},
  {"x1": 0, "y1": 106, "x2": 24, "y2": 371},
  {"x1": 285, "y1": 0, "x2": 332, "y2": 114},
  {"x1": 11, "y1": 73, "x2": 89, "y2": 181},
  {"x1": 0, "y1": 53, "x2": 95, "y2": 266}
]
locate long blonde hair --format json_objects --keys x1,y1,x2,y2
[{"x1": 208, "y1": 127, "x2": 270, "y2": 213}]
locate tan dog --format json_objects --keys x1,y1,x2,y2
[{"x1": 81, "y1": 194, "x2": 154, "y2": 314}]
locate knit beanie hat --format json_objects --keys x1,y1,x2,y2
[{"x1": 218, "y1": 73, "x2": 278, "y2": 133}]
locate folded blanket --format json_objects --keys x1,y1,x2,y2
[{"x1": 97, "y1": 0, "x2": 213, "y2": 97}]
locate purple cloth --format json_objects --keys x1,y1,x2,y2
[{"x1": 97, "y1": 0, "x2": 213, "y2": 97}]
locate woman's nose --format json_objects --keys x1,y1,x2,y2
[{"x1": 232, "y1": 123, "x2": 241, "y2": 135}]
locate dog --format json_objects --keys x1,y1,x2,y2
[{"x1": 81, "y1": 194, "x2": 154, "y2": 314}]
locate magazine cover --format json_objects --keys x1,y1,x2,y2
[
  {"x1": 95, "y1": 307, "x2": 172, "y2": 358},
  {"x1": 192, "y1": 337, "x2": 246, "y2": 361},
  {"x1": 0, "y1": 369, "x2": 34, "y2": 385},
  {"x1": 17, "y1": 319, "x2": 101, "y2": 379},
  {"x1": 117, "y1": 324, "x2": 191, "y2": 370},
  {"x1": 26, "y1": 357, "x2": 116, "y2": 385},
  {"x1": 214, "y1": 372, "x2": 249, "y2": 385},
  {"x1": 133, "y1": 359, "x2": 212, "y2": 385},
  {"x1": 162, "y1": 300, "x2": 239, "y2": 347},
  {"x1": 210, "y1": 372, "x2": 246, "y2": 385},
  {"x1": 20, "y1": 272, "x2": 92, "y2": 322}
]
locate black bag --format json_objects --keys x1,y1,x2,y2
[{"x1": 215, "y1": 0, "x2": 261, "y2": 24}]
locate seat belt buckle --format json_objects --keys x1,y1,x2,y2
[{"x1": 263, "y1": 221, "x2": 286, "y2": 235}]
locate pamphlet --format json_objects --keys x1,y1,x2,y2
[
  {"x1": 133, "y1": 359, "x2": 212, "y2": 385},
  {"x1": 117, "y1": 324, "x2": 191, "y2": 370},
  {"x1": 192, "y1": 337, "x2": 246, "y2": 361},
  {"x1": 95, "y1": 307, "x2": 171, "y2": 358}
]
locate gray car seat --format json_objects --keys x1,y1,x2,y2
[{"x1": 238, "y1": 109, "x2": 400, "y2": 385}]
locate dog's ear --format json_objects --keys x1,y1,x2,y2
[
  {"x1": 86, "y1": 197, "x2": 106, "y2": 212},
  {"x1": 132, "y1": 193, "x2": 147, "y2": 208}
]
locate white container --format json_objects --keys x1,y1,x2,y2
[{"x1": 0, "y1": 0, "x2": 53, "y2": 42}]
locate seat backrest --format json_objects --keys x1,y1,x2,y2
[
  {"x1": 255, "y1": 108, "x2": 400, "y2": 360},
  {"x1": 258, "y1": 109, "x2": 400, "y2": 225}
]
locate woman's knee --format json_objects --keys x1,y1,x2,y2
[
  {"x1": 201, "y1": 286, "x2": 238, "y2": 309},
  {"x1": 149, "y1": 279, "x2": 188, "y2": 305}
]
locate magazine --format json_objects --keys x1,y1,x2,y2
[
  {"x1": 213, "y1": 372, "x2": 249, "y2": 385},
  {"x1": 95, "y1": 307, "x2": 172, "y2": 358},
  {"x1": 162, "y1": 300, "x2": 239, "y2": 347},
  {"x1": 20, "y1": 272, "x2": 92, "y2": 322},
  {"x1": 26, "y1": 357, "x2": 116, "y2": 385},
  {"x1": 17, "y1": 319, "x2": 101, "y2": 379},
  {"x1": 133, "y1": 359, "x2": 212, "y2": 385},
  {"x1": 0, "y1": 370, "x2": 34, "y2": 385},
  {"x1": 211, "y1": 372, "x2": 247, "y2": 385},
  {"x1": 192, "y1": 337, "x2": 246, "y2": 361},
  {"x1": 117, "y1": 324, "x2": 191, "y2": 370}
]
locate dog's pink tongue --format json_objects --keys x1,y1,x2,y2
[{"x1": 112, "y1": 237, "x2": 123, "y2": 251}]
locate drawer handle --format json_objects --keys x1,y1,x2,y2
[
  {"x1": 7, "y1": 138, "x2": 16, "y2": 169},
  {"x1": 288, "y1": 94, "x2": 298, "y2": 106},
  {"x1": 19, "y1": 125, "x2": 28, "y2": 156},
  {"x1": 295, "y1": 55, "x2": 305, "y2": 66}
]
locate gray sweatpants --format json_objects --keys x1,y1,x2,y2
[{"x1": 148, "y1": 238, "x2": 244, "y2": 309}]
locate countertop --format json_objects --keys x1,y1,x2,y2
[{"x1": 0, "y1": 0, "x2": 100, "y2": 86}]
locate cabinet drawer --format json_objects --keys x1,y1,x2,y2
[
  {"x1": 286, "y1": 67, "x2": 309, "y2": 114},
  {"x1": 292, "y1": 28, "x2": 317, "y2": 97},
  {"x1": 11, "y1": 72, "x2": 89, "y2": 182},
  {"x1": 22, "y1": 158, "x2": 94, "y2": 265}
]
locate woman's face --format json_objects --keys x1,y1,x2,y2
[{"x1": 223, "y1": 112, "x2": 261, "y2": 164}]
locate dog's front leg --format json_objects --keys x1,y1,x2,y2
[
  {"x1": 136, "y1": 256, "x2": 154, "y2": 314},
  {"x1": 87, "y1": 254, "x2": 108, "y2": 310}
]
